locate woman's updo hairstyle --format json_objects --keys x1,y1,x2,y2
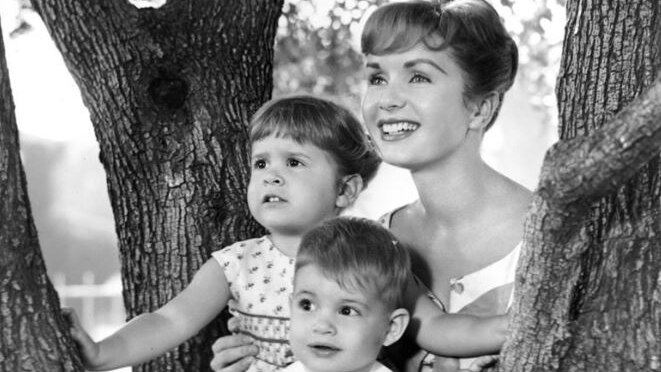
[{"x1": 361, "y1": 0, "x2": 518, "y2": 131}]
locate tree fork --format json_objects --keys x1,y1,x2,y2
[{"x1": 31, "y1": 1, "x2": 283, "y2": 370}]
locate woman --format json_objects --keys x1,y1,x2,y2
[{"x1": 362, "y1": 1, "x2": 529, "y2": 370}]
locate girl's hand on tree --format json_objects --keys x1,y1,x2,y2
[
  {"x1": 210, "y1": 316, "x2": 258, "y2": 372},
  {"x1": 62, "y1": 307, "x2": 101, "y2": 368},
  {"x1": 458, "y1": 355, "x2": 499, "y2": 372}
]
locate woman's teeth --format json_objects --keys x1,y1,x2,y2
[{"x1": 381, "y1": 122, "x2": 418, "y2": 135}]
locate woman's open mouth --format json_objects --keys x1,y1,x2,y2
[{"x1": 378, "y1": 120, "x2": 419, "y2": 140}]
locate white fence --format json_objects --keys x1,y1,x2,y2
[{"x1": 53, "y1": 271, "x2": 126, "y2": 339}]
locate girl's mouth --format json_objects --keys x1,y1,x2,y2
[{"x1": 262, "y1": 195, "x2": 286, "y2": 203}]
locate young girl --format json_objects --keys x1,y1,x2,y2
[
  {"x1": 362, "y1": 1, "x2": 531, "y2": 371},
  {"x1": 64, "y1": 95, "x2": 381, "y2": 371}
]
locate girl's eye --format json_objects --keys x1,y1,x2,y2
[
  {"x1": 287, "y1": 158, "x2": 302, "y2": 167},
  {"x1": 252, "y1": 159, "x2": 266, "y2": 169},
  {"x1": 411, "y1": 73, "x2": 431, "y2": 83},
  {"x1": 298, "y1": 299, "x2": 313, "y2": 311},
  {"x1": 368, "y1": 73, "x2": 386, "y2": 86},
  {"x1": 339, "y1": 306, "x2": 359, "y2": 316}
]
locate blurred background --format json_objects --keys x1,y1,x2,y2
[{"x1": 0, "y1": 0, "x2": 564, "y2": 368}]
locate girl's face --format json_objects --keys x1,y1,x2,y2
[
  {"x1": 362, "y1": 43, "x2": 479, "y2": 171},
  {"x1": 247, "y1": 135, "x2": 343, "y2": 237}
]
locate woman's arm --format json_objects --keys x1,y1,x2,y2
[
  {"x1": 69, "y1": 259, "x2": 231, "y2": 370},
  {"x1": 210, "y1": 318, "x2": 260, "y2": 372},
  {"x1": 406, "y1": 277, "x2": 508, "y2": 358}
]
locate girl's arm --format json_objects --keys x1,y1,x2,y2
[
  {"x1": 70, "y1": 258, "x2": 231, "y2": 370},
  {"x1": 405, "y1": 276, "x2": 508, "y2": 358}
]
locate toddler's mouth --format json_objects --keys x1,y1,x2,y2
[
  {"x1": 308, "y1": 343, "x2": 341, "y2": 356},
  {"x1": 310, "y1": 344, "x2": 340, "y2": 351}
]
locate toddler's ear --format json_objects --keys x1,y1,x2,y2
[
  {"x1": 383, "y1": 308, "x2": 409, "y2": 347},
  {"x1": 335, "y1": 174, "x2": 363, "y2": 208}
]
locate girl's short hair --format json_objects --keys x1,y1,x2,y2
[
  {"x1": 361, "y1": 0, "x2": 518, "y2": 130},
  {"x1": 249, "y1": 95, "x2": 381, "y2": 187},
  {"x1": 295, "y1": 217, "x2": 411, "y2": 310}
]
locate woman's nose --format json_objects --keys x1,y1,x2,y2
[{"x1": 378, "y1": 86, "x2": 406, "y2": 111}]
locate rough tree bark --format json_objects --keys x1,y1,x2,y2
[
  {"x1": 0, "y1": 18, "x2": 83, "y2": 372},
  {"x1": 501, "y1": 1, "x2": 660, "y2": 371},
  {"x1": 28, "y1": 0, "x2": 283, "y2": 371}
]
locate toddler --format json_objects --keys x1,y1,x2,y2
[
  {"x1": 64, "y1": 95, "x2": 381, "y2": 371},
  {"x1": 286, "y1": 217, "x2": 507, "y2": 372}
]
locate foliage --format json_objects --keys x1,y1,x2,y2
[
  {"x1": 275, "y1": 0, "x2": 566, "y2": 124},
  {"x1": 9, "y1": 0, "x2": 565, "y2": 121}
]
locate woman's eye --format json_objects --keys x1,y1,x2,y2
[
  {"x1": 287, "y1": 158, "x2": 302, "y2": 167},
  {"x1": 368, "y1": 73, "x2": 386, "y2": 86},
  {"x1": 298, "y1": 299, "x2": 313, "y2": 311},
  {"x1": 411, "y1": 73, "x2": 430, "y2": 83},
  {"x1": 339, "y1": 306, "x2": 359, "y2": 316},
  {"x1": 252, "y1": 159, "x2": 266, "y2": 169}
]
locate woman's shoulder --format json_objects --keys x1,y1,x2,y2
[
  {"x1": 488, "y1": 172, "x2": 532, "y2": 216},
  {"x1": 377, "y1": 202, "x2": 418, "y2": 229}
]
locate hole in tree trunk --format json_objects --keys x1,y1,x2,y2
[{"x1": 148, "y1": 74, "x2": 189, "y2": 110}]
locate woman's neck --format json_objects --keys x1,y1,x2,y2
[{"x1": 410, "y1": 155, "x2": 492, "y2": 227}]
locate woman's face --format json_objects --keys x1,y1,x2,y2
[{"x1": 362, "y1": 43, "x2": 478, "y2": 171}]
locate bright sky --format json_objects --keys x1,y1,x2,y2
[{"x1": 1, "y1": 3, "x2": 95, "y2": 143}]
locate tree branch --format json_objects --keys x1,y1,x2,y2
[{"x1": 538, "y1": 75, "x2": 661, "y2": 208}]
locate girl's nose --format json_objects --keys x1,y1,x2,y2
[{"x1": 263, "y1": 173, "x2": 283, "y2": 185}]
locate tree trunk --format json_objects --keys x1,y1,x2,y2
[
  {"x1": 0, "y1": 18, "x2": 84, "y2": 372},
  {"x1": 501, "y1": 1, "x2": 661, "y2": 371},
  {"x1": 30, "y1": 0, "x2": 282, "y2": 370}
]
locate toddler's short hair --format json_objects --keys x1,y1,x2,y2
[
  {"x1": 295, "y1": 217, "x2": 411, "y2": 310},
  {"x1": 249, "y1": 95, "x2": 381, "y2": 187}
]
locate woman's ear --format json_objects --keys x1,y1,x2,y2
[
  {"x1": 335, "y1": 174, "x2": 363, "y2": 208},
  {"x1": 468, "y1": 91, "x2": 500, "y2": 131},
  {"x1": 383, "y1": 308, "x2": 410, "y2": 347}
]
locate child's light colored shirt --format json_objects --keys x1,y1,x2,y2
[
  {"x1": 282, "y1": 361, "x2": 392, "y2": 372},
  {"x1": 212, "y1": 236, "x2": 296, "y2": 372}
]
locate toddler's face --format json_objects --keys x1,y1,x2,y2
[
  {"x1": 289, "y1": 265, "x2": 392, "y2": 372},
  {"x1": 247, "y1": 135, "x2": 341, "y2": 237}
]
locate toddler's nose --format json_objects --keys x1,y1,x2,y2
[{"x1": 312, "y1": 315, "x2": 336, "y2": 335}]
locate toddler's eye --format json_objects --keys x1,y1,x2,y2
[
  {"x1": 410, "y1": 73, "x2": 431, "y2": 83},
  {"x1": 298, "y1": 299, "x2": 313, "y2": 311},
  {"x1": 339, "y1": 306, "x2": 359, "y2": 316},
  {"x1": 252, "y1": 159, "x2": 266, "y2": 169},
  {"x1": 287, "y1": 158, "x2": 302, "y2": 167}
]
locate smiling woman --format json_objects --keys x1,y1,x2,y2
[{"x1": 360, "y1": 1, "x2": 531, "y2": 371}]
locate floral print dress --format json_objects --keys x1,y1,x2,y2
[{"x1": 212, "y1": 236, "x2": 296, "y2": 372}]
